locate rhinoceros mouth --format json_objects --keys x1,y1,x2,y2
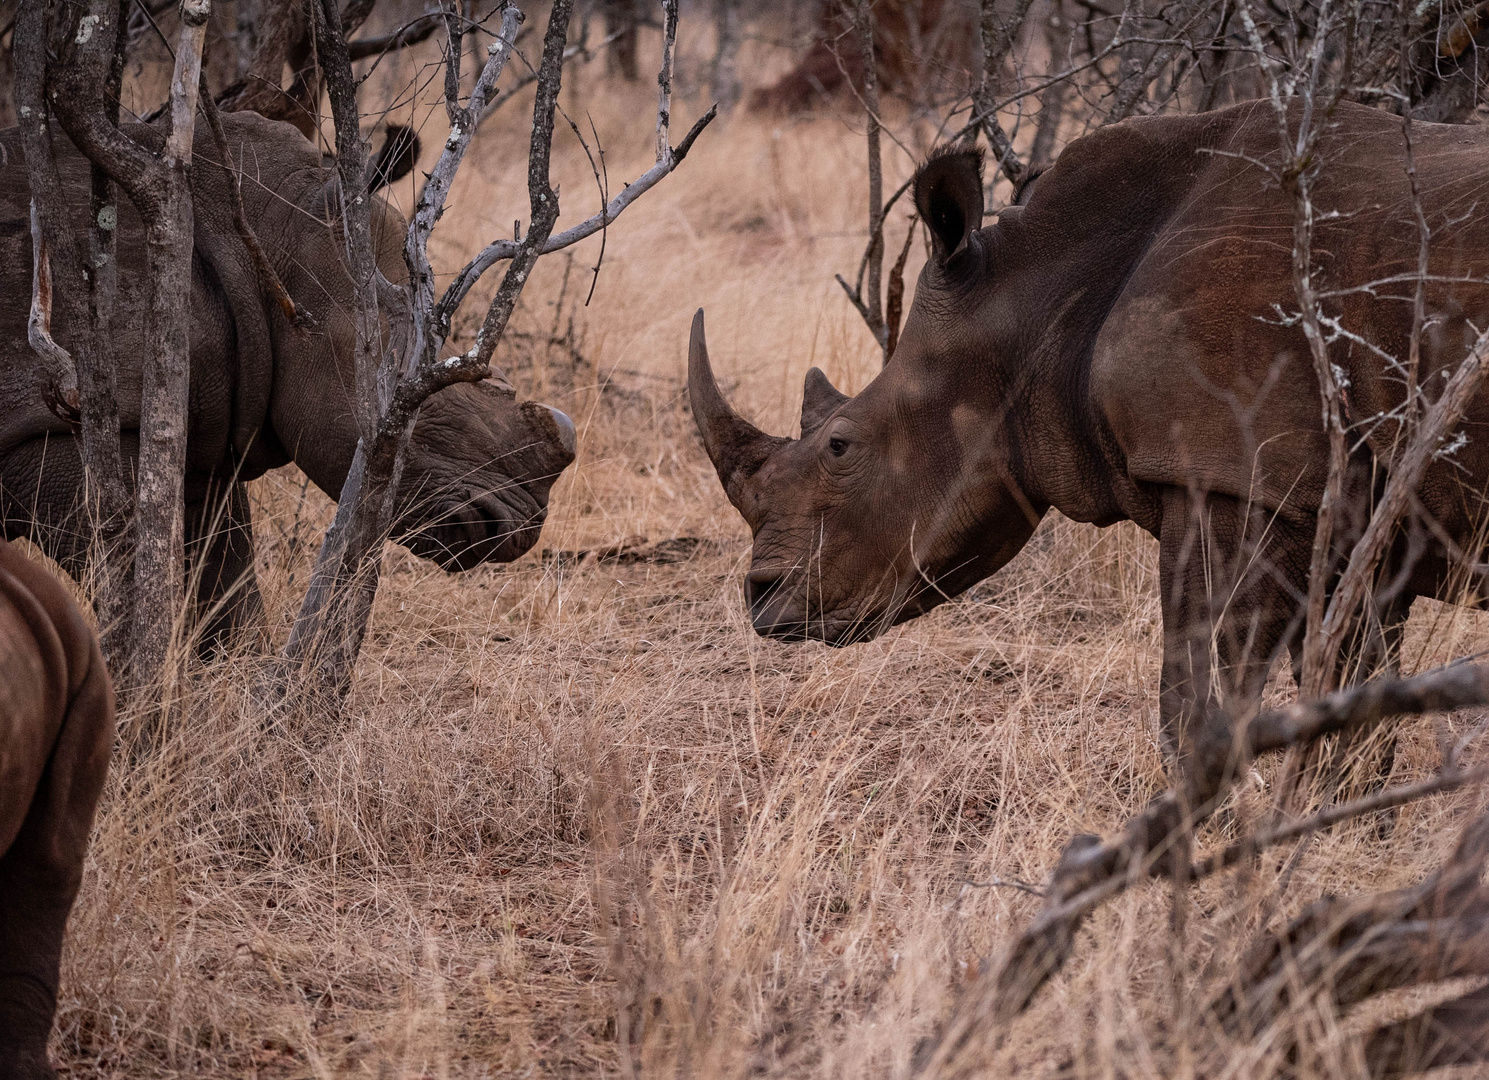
[
  {"x1": 399, "y1": 488, "x2": 547, "y2": 571},
  {"x1": 744, "y1": 570, "x2": 899, "y2": 646}
]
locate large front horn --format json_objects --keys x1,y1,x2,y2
[{"x1": 688, "y1": 309, "x2": 785, "y2": 514}]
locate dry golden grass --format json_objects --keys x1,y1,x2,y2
[{"x1": 47, "y1": 19, "x2": 1489, "y2": 1079}]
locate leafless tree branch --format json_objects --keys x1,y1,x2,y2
[
  {"x1": 437, "y1": 103, "x2": 715, "y2": 332},
  {"x1": 915, "y1": 657, "x2": 1489, "y2": 1076}
]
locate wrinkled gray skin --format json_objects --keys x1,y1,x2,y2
[
  {"x1": 694, "y1": 100, "x2": 1489, "y2": 797},
  {"x1": 0, "y1": 112, "x2": 575, "y2": 646}
]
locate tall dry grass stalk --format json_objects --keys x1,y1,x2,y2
[{"x1": 38, "y1": 16, "x2": 1489, "y2": 1079}]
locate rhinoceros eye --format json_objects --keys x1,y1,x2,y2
[{"x1": 828, "y1": 436, "x2": 848, "y2": 457}]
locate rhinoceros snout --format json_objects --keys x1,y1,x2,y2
[
  {"x1": 745, "y1": 571, "x2": 813, "y2": 642},
  {"x1": 745, "y1": 569, "x2": 889, "y2": 646},
  {"x1": 403, "y1": 490, "x2": 547, "y2": 572}
]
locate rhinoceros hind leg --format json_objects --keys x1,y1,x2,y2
[{"x1": 0, "y1": 436, "x2": 95, "y2": 585}]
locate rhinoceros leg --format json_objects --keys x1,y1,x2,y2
[
  {"x1": 3, "y1": 438, "x2": 266, "y2": 657},
  {"x1": 0, "y1": 435, "x2": 96, "y2": 585},
  {"x1": 1157, "y1": 487, "x2": 1312, "y2": 805},
  {"x1": 186, "y1": 479, "x2": 264, "y2": 657}
]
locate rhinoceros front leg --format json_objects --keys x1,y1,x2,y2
[
  {"x1": 187, "y1": 479, "x2": 264, "y2": 657},
  {"x1": 0, "y1": 436, "x2": 96, "y2": 585},
  {"x1": 1157, "y1": 486, "x2": 1312, "y2": 807}
]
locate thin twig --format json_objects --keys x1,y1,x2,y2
[{"x1": 1192, "y1": 764, "x2": 1489, "y2": 878}]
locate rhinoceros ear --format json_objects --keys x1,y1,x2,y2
[
  {"x1": 800, "y1": 367, "x2": 848, "y2": 437},
  {"x1": 368, "y1": 124, "x2": 421, "y2": 192},
  {"x1": 914, "y1": 145, "x2": 984, "y2": 264}
]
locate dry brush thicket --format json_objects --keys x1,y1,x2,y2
[{"x1": 26, "y1": 5, "x2": 1489, "y2": 1078}]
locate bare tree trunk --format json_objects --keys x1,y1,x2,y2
[
  {"x1": 710, "y1": 0, "x2": 741, "y2": 114},
  {"x1": 223, "y1": 0, "x2": 296, "y2": 114},
  {"x1": 130, "y1": 1, "x2": 209, "y2": 696},
  {"x1": 13, "y1": 8, "x2": 84, "y2": 411},
  {"x1": 1029, "y1": 0, "x2": 1071, "y2": 168},
  {"x1": 83, "y1": 2, "x2": 134, "y2": 666},
  {"x1": 976, "y1": 0, "x2": 1035, "y2": 184},
  {"x1": 13, "y1": 0, "x2": 133, "y2": 668},
  {"x1": 42, "y1": 0, "x2": 210, "y2": 701},
  {"x1": 604, "y1": 0, "x2": 638, "y2": 81},
  {"x1": 218, "y1": 0, "x2": 323, "y2": 138},
  {"x1": 834, "y1": 0, "x2": 932, "y2": 363},
  {"x1": 856, "y1": 0, "x2": 886, "y2": 355}
]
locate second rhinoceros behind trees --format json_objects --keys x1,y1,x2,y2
[
  {"x1": 692, "y1": 99, "x2": 1489, "y2": 803},
  {"x1": 0, "y1": 111, "x2": 576, "y2": 645}
]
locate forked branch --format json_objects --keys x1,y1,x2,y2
[{"x1": 435, "y1": 0, "x2": 714, "y2": 334}]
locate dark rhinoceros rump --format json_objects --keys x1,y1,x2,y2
[
  {"x1": 0, "y1": 539, "x2": 112, "y2": 1079},
  {"x1": 0, "y1": 112, "x2": 576, "y2": 646},
  {"x1": 693, "y1": 100, "x2": 1489, "y2": 798}
]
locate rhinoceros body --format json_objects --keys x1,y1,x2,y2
[
  {"x1": 0, "y1": 538, "x2": 112, "y2": 1079},
  {"x1": 693, "y1": 100, "x2": 1489, "y2": 795},
  {"x1": 0, "y1": 112, "x2": 575, "y2": 642}
]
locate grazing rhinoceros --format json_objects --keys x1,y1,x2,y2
[
  {"x1": 692, "y1": 99, "x2": 1489, "y2": 798},
  {"x1": 0, "y1": 111, "x2": 576, "y2": 645},
  {"x1": 0, "y1": 538, "x2": 112, "y2": 1079}
]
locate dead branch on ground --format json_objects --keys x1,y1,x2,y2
[{"x1": 916, "y1": 659, "x2": 1489, "y2": 1077}]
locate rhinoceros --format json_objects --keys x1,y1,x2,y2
[
  {"x1": 0, "y1": 111, "x2": 575, "y2": 645},
  {"x1": 0, "y1": 538, "x2": 112, "y2": 1080},
  {"x1": 692, "y1": 99, "x2": 1489, "y2": 797}
]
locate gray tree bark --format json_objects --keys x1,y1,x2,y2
[
  {"x1": 976, "y1": 0, "x2": 1036, "y2": 184},
  {"x1": 44, "y1": 0, "x2": 210, "y2": 699},
  {"x1": 13, "y1": 0, "x2": 134, "y2": 670},
  {"x1": 710, "y1": 0, "x2": 741, "y2": 115},
  {"x1": 131, "y1": 1, "x2": 209, "y2": 694}
]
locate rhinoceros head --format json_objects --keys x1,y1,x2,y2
[
  {"x1": 272, "y1": 161, "x2": 578, "y2": 574},
  {"x1": 691, "y1": 147, "x2": 1045, "y2": 643},
  {"x1": 393, "y1": 377, "x2": 576, "y2": 572}
]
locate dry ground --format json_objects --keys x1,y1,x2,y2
[{"x1": 44, "y1": 16, "x2": 1489, "y2": 1079}]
